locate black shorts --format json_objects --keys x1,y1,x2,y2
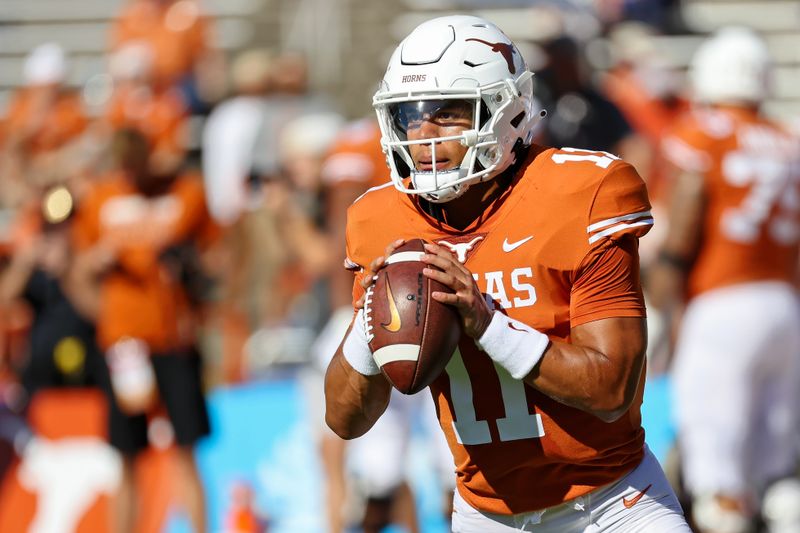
[{"x1": 104, "y1": 350, "x2": 211, "y2": 454}]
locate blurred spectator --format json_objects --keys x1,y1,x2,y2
[
  {"x1": 110, "y1": 0, "x2": 225, "y2": 110},
  {"x1": 72, "y1": 128, "x2": 217, "y2": 533},
  {"x1": 200, "y1": 51, "x2": 272, "y2": 383},
  {"x1": 204, "y1": 50, "x2": 334, "y2": 213},
  {"x1": 535, "y1": 34, "x2": 649, "y2": 172},
  {"x1": 0, "y1": 44, "x2": 89, "y2": 208},
  {"x1": 0, "y1": 187, "x2": 107, "y2": 396},
  {"x1": 105, "y1": 43, "x2": 189, "y2": 164},
  {"x1": 593, "y1": 0, "x2": 685, "y2": 34},
  {"x1": 239, "y1": 112, "x2": 342, "y2": 373},
  {"x1": 310, "y1": 118, "x2": 454, "y2": 533},
  {"x1": 201, "y1": 48, "x2": 276, "y2": 383},
  {"x1": 649, "y1": 27, "x2": 800, "y2": 533},
  {"x1": 254, "y1": 51, "x2": 336, "y2": 184},
  {"x1": 202, "y1": 48, "x2": 335, "y2": 382},
  {"x1": 202, "y1": 48, "x2": 275, "y2": 227},
  {"x1": 0, "y1": 186, "x2": 110, "y2": 521}
]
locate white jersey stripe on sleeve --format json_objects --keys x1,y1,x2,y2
[
  {"x1": 587, "y1": 210, "x2": 653, "y2": 233},
  {"x1": 343, "y1": 257, "x2": 361, "y2": 271},
  {"x1": 588, "y1": 219, "x2": 654, "y2": 244}
]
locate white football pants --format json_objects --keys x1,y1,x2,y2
[
  {"x1": 452, "y1": 445, "x2": 690, "y2": 532},
  {"x1": 672, "y1": 281, "x2": 800, "y2": 499}
]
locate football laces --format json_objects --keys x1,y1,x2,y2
[{"x1": 363, "y1": 283, "x2": 376, "y2": 343}]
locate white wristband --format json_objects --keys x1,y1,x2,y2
[
  {"x1": 475, "y1": 312, "x2": 550, "y2": 380},
  {"x1": 342, "y1": 309, "x2": 381, "y2": 376}
]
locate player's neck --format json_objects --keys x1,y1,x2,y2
[{"x1": 438, "y1": 178, "x2": 506, "y2": 230}]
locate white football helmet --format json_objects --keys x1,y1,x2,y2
[
  {"x1": 689, "y1": 27, "x2": 771, "y2": 105},
  {"x1": 373, "y1": 15, "x2": 540, "y2": 203}
]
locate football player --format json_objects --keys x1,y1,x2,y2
[
  {"x1": 324, "y1": 15, "x2": 691, "y2": 532},
  {"x1": 650, "y1": 27, "x2": 800, "y2": 533}
]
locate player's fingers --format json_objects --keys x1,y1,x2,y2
[
  {"x1": 422, "y1": 266, "x2": 459, "y2": 290},
  {"x1": 370, "y1": 255, "x2": 386, "y2": 271},
  {"x1": 383, "y1": 238, "x2": 406, "y2": 258},
  {"x1": 422, "y1": 267, "x2": 458, "y2": 284},
  {"x1": 423, "y1": 243, "x2": 472, "y2": 276},
  {"x1": 421, "y1": 253, "x2": 455, "y2": 273},
  {"x1": 363, "y1": 256, "x2": 385, "y2": 283},
  {"x1": 359, "y1": 273, "x2": 375, "y2": 290},
  {"x1": 431, "y1": 290, "x2": 463, "y2": 307},
  {"x1": 423, "y1": 241, "x2": 445, "y2": 254},
  {"x1": 422, "y1": 242, "x2": 457, "y2": 263},
  {"x1": 432, "y1": 291, "x2": 479, "y2": 320}
]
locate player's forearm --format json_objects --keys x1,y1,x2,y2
[
  {"x1": 474, "y1": 312, "x2": 645, "y2": 422},
  {"x1": 324, "y1": 351, "x2": 392, "y2": 439},
  {"x1": 524, "y1": 339, "x2": 646, "y2": 423},
  {"x1": 0, "y1": 255, "x2": 35, "y2": 305}
]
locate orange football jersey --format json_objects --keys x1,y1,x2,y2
[
  {"x1": 72, "y1": 173, "x2": 217, "y2": 352},
  {"x1": 345, "y1": 145, "x2": 653, "y2": 514},
  {"x1": 3, "y1": 87, "x2": 87, "y2": 154},
  {"x1": 111, "y1": 0, "x2": 211, "y2": 87},
  {"x1": 662, "y1": 107, "x2": 800, "y2": 298},
  {"x1": 105, "y1": 85, "x2": 188, "y2": 156},
  {"x1": 321, "y1": 119, "x2": 389, "y2": 190}
]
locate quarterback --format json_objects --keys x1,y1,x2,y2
[{"x1": 325, "y1": 15, "x2": 691, "y2": 532}]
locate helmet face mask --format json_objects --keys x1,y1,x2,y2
[{"x1": 373, "y1": 15, "x2": 539, "y2": 203}]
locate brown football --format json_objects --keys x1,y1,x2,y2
[{"x1": 365, "y1": 239, "x2": 462, "y2": 394}]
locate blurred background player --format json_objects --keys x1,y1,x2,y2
[
  {"x1": 104, "y1": 42, "x2": 190, "y2": 171},
  {"x1": 72, "y1": 128, "x2": 217, "y2": 533},
  {"x1": 0, "y1": 186, "x2": 106, "y2": 402},
  {"x1": 0, "y1": 43, "x2": 89, "y2": 209},
  {"x1": 110, "y1": 0, "x2": 225, "y2": 112},
  {"x1": 650, "y1": 27, "x2": 800, "y2": 533},
  {"x1": 202, "y1": 49, "x2": 337, "y2": 383}
]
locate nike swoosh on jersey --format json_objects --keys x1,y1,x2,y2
[
  {"x1": 380, "y1": 279, "x2": 402, "y2": 332},
  {"x1": 622, "y1": 484, "x2": 652, "y2": 509},
  {"x1": 502, "y1": 236, "x2": 533, "y2": 252}
]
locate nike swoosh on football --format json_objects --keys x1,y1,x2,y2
[
  {"x1": 380, "y1": 279, "x2": 402, "y2": 332},
  {"x1": 622, "y1": 484, "x2": 652, "y2": 509},
  {"x1": 502, "y1": 236, "x2": 533, "y2": 252}
]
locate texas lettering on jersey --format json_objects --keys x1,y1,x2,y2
[{"x1": 344, "y1": 145, "x2": 653, "y2": 514}]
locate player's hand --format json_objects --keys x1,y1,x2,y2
[
  {"x1": 421, "y1": 242, "x2": 493, "y2": 339},
  {"x1": 354, "y1": 238, "x2": 406, "y2": 310}
]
